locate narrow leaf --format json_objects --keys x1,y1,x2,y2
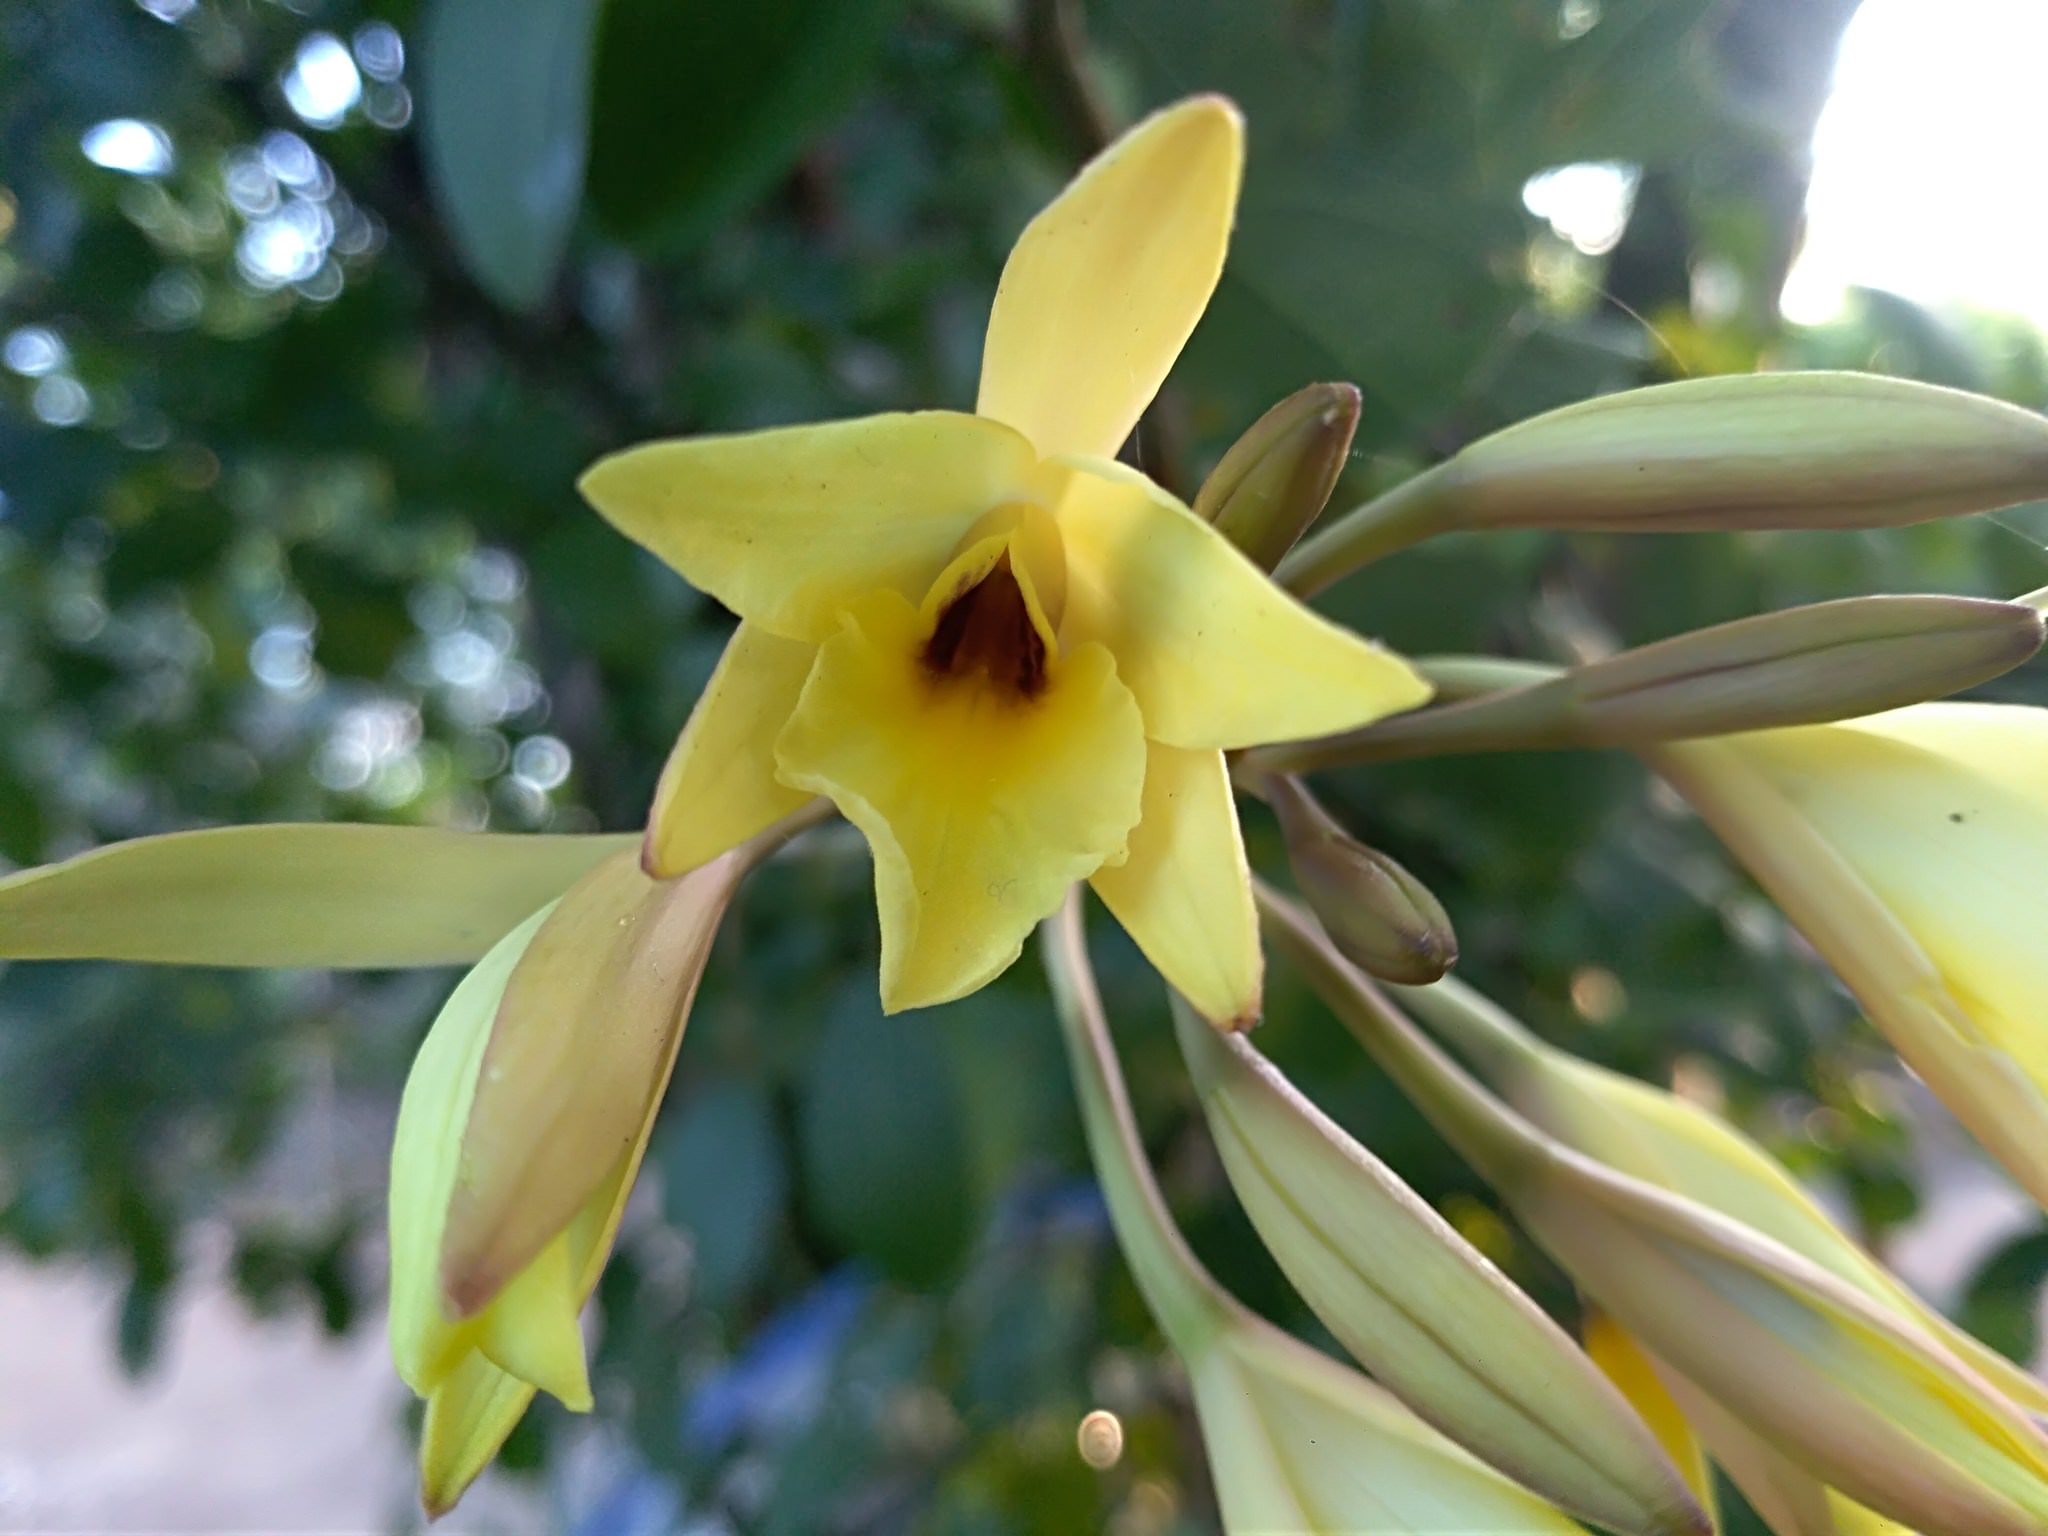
[{"x1": 0, "y1": 825, "x2": 634, "y2": 968}]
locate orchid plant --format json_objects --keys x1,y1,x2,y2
[{"x1": 8, "y1": 93, "x2": 2048, "y2": 1535}]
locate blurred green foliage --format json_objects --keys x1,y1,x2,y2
[{"x1": 4, "y1": 1, "x2": 2048, "y2": 1531}]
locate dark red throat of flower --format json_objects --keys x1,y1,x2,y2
[{"x1": 923, "y1": 553, "x2": 1048, "y2": 698}]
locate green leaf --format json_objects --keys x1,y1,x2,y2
[
  {"x1": 798, "y1": 983, "x2": 976, "y2": 1289},
  {"x1": 585, "y1": 0, "x2": 907, "y2": 248},
  {"x1": 1961, "y1": 1228, "x2": 2048, "y2": 1366},
  {"x1": 420, "y1": 0, "x2": 603, "y2": 311},
  {"x1": 660, "y1": 1078, "x2": 788, "y2": 1304},
  {"x1": 0, "y1": 825, "x2": 635, "y2": 968}
]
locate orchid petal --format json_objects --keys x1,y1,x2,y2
[
  {"x1": 1089, "y1": 744, "x2": 1260, "y2": 1029},
  {"x1": 1055, "y1": 459, "x2": 1431, "y2": 748},
  {"x1": 977, "y1": 96, "x2": 1243, "y2": 460},
  {"x1": 578, "y1": 411, "x2": 1037, "y2": 642},
  {"x1": 643, "y1": 621, "x2": 817, "y2": 876},
  {"x1": 776, "y1": 590, "x2": 1144, "y2": 1010}
]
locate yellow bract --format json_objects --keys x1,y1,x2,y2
[
  {"x1": 388, "y1": 848, "x2": 751, "y2": 1515},
  {"x1": 1649, "y1": 701, "x2": 2048, "y2": 1210},
  {"x1": 580, "y1": 94, "x2": 1429, "y2": 1022}
]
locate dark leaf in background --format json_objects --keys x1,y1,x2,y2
[
  {"x1": 799, "y1": 983, "x2": 976, "y2": 1289},
  {"x1": 290, "y1": 545, "x2": 412, "y2": 679},
  {"x1": 0, "y1": 764, "x2": 48, "y2": 866},
  {"x1": 661, "y1": 1076, "x2": 789, "y2": 1305},
  {"x1": 420, "y1": 0, "x2": 603, "y2": 310},
  {"x1": 585, "y1": 0, "x2": 908, "y2": 249},
  {"x1": 1961, "y1": 1227, "x2": 2048, "y2": 1366}
]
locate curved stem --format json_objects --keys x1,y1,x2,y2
[
  {"x1": 737, "y1": 796, "x2": 835, "y2": 865},
  {"x1": 1041, "y1": 892, "x2": 1229, "y2": 1356},
  {"x1": 1418, "y1": 655, "x2": 1565, "y2": 697},
  {"x1": 1276, "y1": 461, "x2": 1461, "y2": 599},
  {"x1": 1255, "y1": 882, "x2": 1549, "y2": 1187},
  {"x1": 1240, "y1": 655, "x2": 1569, "y2": 778}
]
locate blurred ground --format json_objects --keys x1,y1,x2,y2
[{"x1": 0, "y1": 1233, "x2": 547, "y2": 1535}]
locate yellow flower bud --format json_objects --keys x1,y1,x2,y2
[
  {"x1": 1392, "y1": 970, "x2": 2048, "y2": 1420},
  {"x1": 1266, "y1": 774, "x2": 1457, "y2": 983},
  {"x1": 1442, "y1": 372, "x2": 2048, "y2": 533},
  {"x1": 1280, "y1": 372, "x2": 2048, "y2": 594},
  {"x1": 1041, "y1": 897, "x2": 1596, "y2": 1536},
  {"x1": 1646, "y1": 701, "x2": 2048, "y2": 1213},
  {"x1": 1601, "y1": 1316, "x2": 1917, "y2": 1536},
  {"x1": 1189, "y1": 1304, "x2": 1591, "y2": 1536},
  {"x1": 1193, "y1": 382, "x2": 1361, "y2": 570}
]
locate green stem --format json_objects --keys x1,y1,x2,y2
[
  {"x1": 1382, "y1": 975, "x2": 1552, "y2": 1094},
  {"x1": 1418, "y1": 655, "x2": 1565, "y2": 697},
  {"x1": 1276, "y1": 461, "x2": 1462, "y2": 599},
  {"x1": 1240, "y1": 655, "x2": 1568, "y2": 777},
  {"x1": 737, "y1": 796, "x2": 835, "y2": 865},
  {"x1": 1041, "y1": 893, "x2": 1229, "y2": 1355},
  {"x1": 1255, "y1": 882, "x2": 1548, "y2": 1188}
]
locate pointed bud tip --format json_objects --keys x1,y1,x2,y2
[{"x1": 1198, "y1": 382, "x2": 1363, "y2": 568}]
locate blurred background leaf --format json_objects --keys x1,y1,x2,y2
[{"x1": 420, "y1": 0, "x2": 601, "y2": 310}]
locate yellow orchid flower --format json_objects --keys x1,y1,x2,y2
[
  {"x1": 578, "y1": 95, "x2": 1429, "y2": 1026},
  {"x1": 1646, "y1": 701, "x2": 2048, "y2": 1210}
]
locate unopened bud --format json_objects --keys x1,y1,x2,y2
[
  {"x1": 1195, "y1": 382, "x2": 1360, "y2": 569},
  {"x1": 439, "y1": 850, "x2": 746, "y2": 1315},
  {"x1": 1567, "y1": 594, "x2": 2044, "y2": 743},
  {"x1": 1440, "y1": 372, "x2": 2048, "y2": 533},
  {"x1": 1258, "y1": 595, "x2": 2044, "y2": 774},
  {"x1": 1267, "y1": 775, "x2": 1457, "y2": 983}
]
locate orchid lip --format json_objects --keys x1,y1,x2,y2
[{"x1": 922, "y1": 550, "x2": 1050, "y2": 698}]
